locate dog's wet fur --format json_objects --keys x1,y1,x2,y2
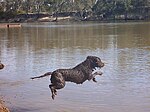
[{"x1": 31, "y1": 56, "x2": 104, "y2": 99}]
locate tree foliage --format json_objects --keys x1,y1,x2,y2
[{"x1": 0, "y1": 0, "x2": 150, "y2": 20}]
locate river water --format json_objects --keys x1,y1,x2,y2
[{"x1": 0, "y1": 22, "x2": 150, "y2": 112}]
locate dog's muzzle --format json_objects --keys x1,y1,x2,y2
[
  {"x1": 101, "y1": 62, "x2": 104, "y2": 67},
  {"x1": 97, "y1": 62, "x2": 104, "y2": 68}
]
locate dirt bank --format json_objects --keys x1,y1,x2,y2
[{"x1": 0, "y1": 99, "x2": 10, "y2": 112}]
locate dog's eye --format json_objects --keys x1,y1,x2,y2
[{"x1": 96, "y1": 58, "x2": 100, "y2": 61}]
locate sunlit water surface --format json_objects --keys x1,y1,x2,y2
[{"x1": 0, "y1": 22, "x2": 150, "y2": 112}]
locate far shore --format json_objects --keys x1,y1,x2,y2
[
  {"x1": 0, "y1": 15, "x2": 75, "y2": 23},
  {"x1": 0, "y1": 13, "x2": 149, "y2": 24}
]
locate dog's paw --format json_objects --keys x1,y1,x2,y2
[
  {"x1": 94, "y1": 71, "x2": 103, "y2": 76},
  {"x1": 52, "y1": 95, "x2": 55, "y2": 100},
  {"x1": 92, "y1": 77, "x2": 97, "y2": 83}
]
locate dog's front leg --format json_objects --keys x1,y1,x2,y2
[
  {"x1": 91, "y1": 71, "x2": 103, "y2": 83},
  {"x1": 93, "y1": 71, "x2": 103, "y2": 76},
  {"x1": 88, "y1": 73, "x2": 97, "y2": 82},
  {"x1": 92, "y1": 77, "x2": 97, "y2": 82}
]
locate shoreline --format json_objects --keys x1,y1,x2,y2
[
  {"x1": 0, "y1": 99, "x2": 10, "y2": 112},
  {"x1": 0, "y1": 13, "x2": 149, "y2": 24}
]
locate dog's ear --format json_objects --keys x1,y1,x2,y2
[
  {"x1": 87, "y1": 56, "x2": 101, "y2": 61},
  {"x1": 86, "y1": 56, "x2": 92, "y2": 60}
]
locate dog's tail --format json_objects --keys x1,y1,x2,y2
[{"x1": 30, "y1": 72, "x2": 52, "y2": 79}]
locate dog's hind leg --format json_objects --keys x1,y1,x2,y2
[
  {"x1": 49, "y1": 72, "x2": 66, "y2": 99},
  {"x1": 49, "y1": 84, "x2": 57, "y2": 100},
  {"x1": 49, "y1": 82, "x2": 65, "y2": 100}
]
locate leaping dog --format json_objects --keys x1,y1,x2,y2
[{"x1": 31, "y1": 56, "x2": 104, "y2": 99}]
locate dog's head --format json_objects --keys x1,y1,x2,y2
[
  {"x1": 0, "y1": 61, "x2": 4, "y2": 70},
  {"x1": 86, "y1": 56, "x2": 104, "y2": 69}
]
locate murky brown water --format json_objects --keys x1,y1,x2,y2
[{"x1": 0, "y1": 22, "x2": 150, "y2": 112}]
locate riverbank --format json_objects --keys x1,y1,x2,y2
[
  {"x1": 0, "y1": 13, "x2": 74, "y2": 23},
  {"x1": 0, "y1": 99, "x2": 10, "y2": 112},
  {"x1": 1, "y1": 13, "x2": 149, "y2": 23}
]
